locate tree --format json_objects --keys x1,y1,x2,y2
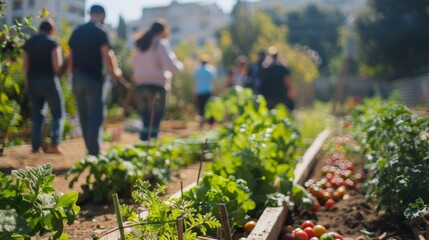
[
  {"x1": 117, "y1": 15, "x2": 127, "y2": 41},
  {"x1": 267, "y1": 4, "x2": 345, "y2": 73},
  {"x1": 355, "y1": 0, "x2": 429, "y2": 80}
]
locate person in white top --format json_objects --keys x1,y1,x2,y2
[{"x1": 130, "y1": 18, "x2": 183, "y2": 141}]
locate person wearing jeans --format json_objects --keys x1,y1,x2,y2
[
  {"x1": 131, "y1": 18, "x2": 183, "y2": 141},
  {"x1": 68, "y1": 5, "x2": 128, "y2": 155},
  {"x1": 23, "y1": 19, "x2": 64, "y2": 154}
]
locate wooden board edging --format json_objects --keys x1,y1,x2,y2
[
  {"x1": 247, "y1": 129, "x2": 331, "y2": 240},
  {"x1": 100, "y1": 129, "x2": 331, "y2": 240}
]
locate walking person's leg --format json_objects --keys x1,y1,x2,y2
[
  {"x1": 72, "y1": 74, "x2": 89, "y2": 151},
  {"x1": 85, "y1": 79, "x2": 106, "y2": 155},
  {"x1": 29, "y1": 93, "x2": 45, "y2": 153},
  {"x1": 150, "y1": 87, "x2": 166, "y2": 140},
  {"x1": 45, "y1": 78, "x2": 65, "y2": 153},
  {"x1": 135, "y1": 86, "x2": 152, "y2": 141}
]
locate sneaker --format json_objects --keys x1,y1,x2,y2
[{"x1": 44, "y1": 145, "x2": 63, "y2": 154}]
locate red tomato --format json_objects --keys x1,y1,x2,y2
[
  {"x1": 303, "y1": 227, "x2": 316, "y2": 238},
  {"x1": 332, "y1": 232, "x2": 344, "y2": 240},
  {"x1": 345, "y1": 179, "x2": 355, "y2": 189},
  {"x1": 301, "y1": 220, "x2": 314, "y2": 229},
  {"x1": 325, "y1": 199, "x2": 336, "y2": 210},
  {"x1": 293, "y1": 229, "x2": 309, "y2": 240},
  {"x1": 311, "y1": 200, "x2": 321, "y2": 212},
  {"x1": 282, "y1": 233, "x2": 294, "y2": 240}
]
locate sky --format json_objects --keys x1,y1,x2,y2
[{"x1": 85, "y1": 0, "x2": 237, "y2": 26}]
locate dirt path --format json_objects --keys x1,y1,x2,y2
[{"x1": 0, "y1": 120, "x2": 209, "y2": 239}]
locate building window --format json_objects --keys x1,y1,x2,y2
[{"x1": 13, "y1": 0, "x2": 23, "y2": 10}]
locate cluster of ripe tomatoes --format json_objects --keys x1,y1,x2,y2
[
  {"x1": 281, "y1": 220, "x2": 344, "y2": 240},
  {"x1": 305, "y1": 152, "x2": 362, "y2": 211}
]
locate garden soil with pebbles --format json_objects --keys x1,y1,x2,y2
[
  {"x1": 0, "y1": 121, "x2": 207, "y2": 239},
  {"x1": 287, "y1": 147, "x2": 415, "y2": 240}
]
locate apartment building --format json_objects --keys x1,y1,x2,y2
[
  {"x1": 3, "y1": 0, "x2": 86, "y2": 30},
  {"x1": 259, "y1": 0, "x2": 366, "y2": 15},
  {"x1": 128, "y1": 1, "x2": 230, "y2": 47}
]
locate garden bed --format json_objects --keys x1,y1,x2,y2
[{"x1": 249, "y1": 133, "x2": 418, "y2": 240}]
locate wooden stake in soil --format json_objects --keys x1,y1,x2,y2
[
  {"x1": 197, "y1": 139, "x2": 208, "y2": 185},
  {"x1": 177, "y1": 218, "x2": 184, "y2": 240},
  {"x1": 112, "y1": 193, "x2": 126, "y2": 240},
  {"x1": 218, "y1": 204, "x2": 232, "y2": 240}
]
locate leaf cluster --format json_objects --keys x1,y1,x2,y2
[
  {"x1": 0, "y1": 10, "x2": 34, "y2": 143},
  {"x1": 182, "y1": 174, "x2": 256, "y2": 230},
  {"x1": 350, "y1": 99, "x2": 429, "y2": 218},
  {"x1": 0, "y1": 164, "x2": 80, "y2": 239},
  {"x1": 205, "y1": 87, "x2": 313, "y2": 213},
  {"x1": 120, "y1": 180, "x2": 221, "y2": 240},
  {"x1": 67, "y1": 141, "x2": 204, "y2": 203}
]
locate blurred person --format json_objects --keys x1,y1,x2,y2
[
  {"x1": 224, "y1": 55, "x2": 248, "y2": 89},
  {"x1": 23, "y1": 19, "x2": 65, "y2": 154},
  {"x1": 68, "y1": 4, "x2": 128, "y2": 155},
  {"x1": 131, "y1": 18, "x2": 183, "y2": 141},
  {"x1": 260, "y1": 46, "x2": 295, "y2": 111},
  {"x1": 193, "y1": 54, "x2": 217, "y2": 128},
  {"x1": 247, "y1": 50, "x2": 266, "y2": 94}
]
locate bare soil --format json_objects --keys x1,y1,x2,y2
[
  {"x1": 286, "y1": 138, "x2": 415, "y2": 240},
  {"x1": 0, "y1": 120, "x2": 207, "y2": 239}
]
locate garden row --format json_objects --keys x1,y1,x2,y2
[
  {"x1": 251, "y1": 97, "x2": 429, "y2": 240},
  {"x1": 0, "y1": 87, "x2": 320, "y2": 239}
]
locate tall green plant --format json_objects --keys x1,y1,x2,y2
[
  {"x1": 350, "y1": 99, "x2": 429, "y2": 218},
  {"x1": 0, "y1": 3, "x2": 34, "y2": 151}
]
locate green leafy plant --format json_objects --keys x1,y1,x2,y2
[
  {"x1": 0, "y1": 164, "x2": 80, "y2": 239},
  {"x1": 67, "y1": 142, "x2": 203, "y2": 203},
  {"x1": 350, "y1": 99, "x2": 429, "y2": 218},
  {"x1": 182, "y1": 173, "x2": 256, "y2": 230},
  {"x1": 0, "y1": 3, "x2": 34, "y2": 153},
  {"x1": 205, "y1": 88, "x2": 313, "y2": 213},
  {"x1": 120, "y1": 180, "x2": 221, "y2": 239}
]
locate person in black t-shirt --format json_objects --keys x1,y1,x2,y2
[
  {"x1": 247, "y1": 50, "x2": 266, "y2": 95},
  {"x1": 68, "y1": 5, "x2": 128, "y2": 155},
  {"x1": 260, "y1": 47, "x2": 296, "y2": 111},
  {"x1": 23, "y1": 19, "x2": 65, "y2": 154}
]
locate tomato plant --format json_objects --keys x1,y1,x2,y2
[{"x1": 350, "y1": 99, "x2": 429, "y2": 218}]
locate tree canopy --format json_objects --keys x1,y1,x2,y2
[
  {"x1": 355, "y1": 0, "x2": 429, "y2": 80},
  {"x1": 266, "y1": 4, "x2": 345, "y2": 73}
]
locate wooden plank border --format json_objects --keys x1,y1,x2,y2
[
  {"x1": 247, "y1": 129, "x2": 331, "y2": 240},
  {"x1": 101, "y1": 129, "x2": 331, "y2": 240}
]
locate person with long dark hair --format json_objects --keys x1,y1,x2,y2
[
  {"x1": 131, "y1": 18, "x2": 183, "y2": 141},
  {"x1": 23, "y1": 19, "x2": 64, "y2": 154}
]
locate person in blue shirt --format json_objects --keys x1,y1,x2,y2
[{"x1": 193, "y1": 55, "x2": 217, "y2": 128}]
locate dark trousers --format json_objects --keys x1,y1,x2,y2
[
  {"x1": 28, "y1": 76, "x2": 64, "y2": 151},
  {"x1": 134, "y1": 84, "x2": 166, "y2": 141}
]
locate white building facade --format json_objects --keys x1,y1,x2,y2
[
  {"x1": 4, "y1": 0, "x2": 86, "y2": 29},
  {"x1": 128, "y1": 1, "x2": 230, "y2": 47},
  {"x1": 259, "y1": 0, "x2": 366, "y2": 15}
]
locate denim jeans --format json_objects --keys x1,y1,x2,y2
[
  {"x1": 134, "y1": 84, "x2": 166, "y2": 141},
  {"x1": 72, "y1": 72, "x2": 107, "y2": 155},
  {"x1": 27, "y1": 76, "x2": 64, "y2": 151}
]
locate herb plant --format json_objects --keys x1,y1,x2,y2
[
  {"x1": 182, "y1": 173, "x2": 256, "y2": 230},
  {"x1": 0, "y1": 164, "x2": 80, "y2": 239},
  {"x1": 120, "y1": 180, "x2": 221, "y2": 239}
]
